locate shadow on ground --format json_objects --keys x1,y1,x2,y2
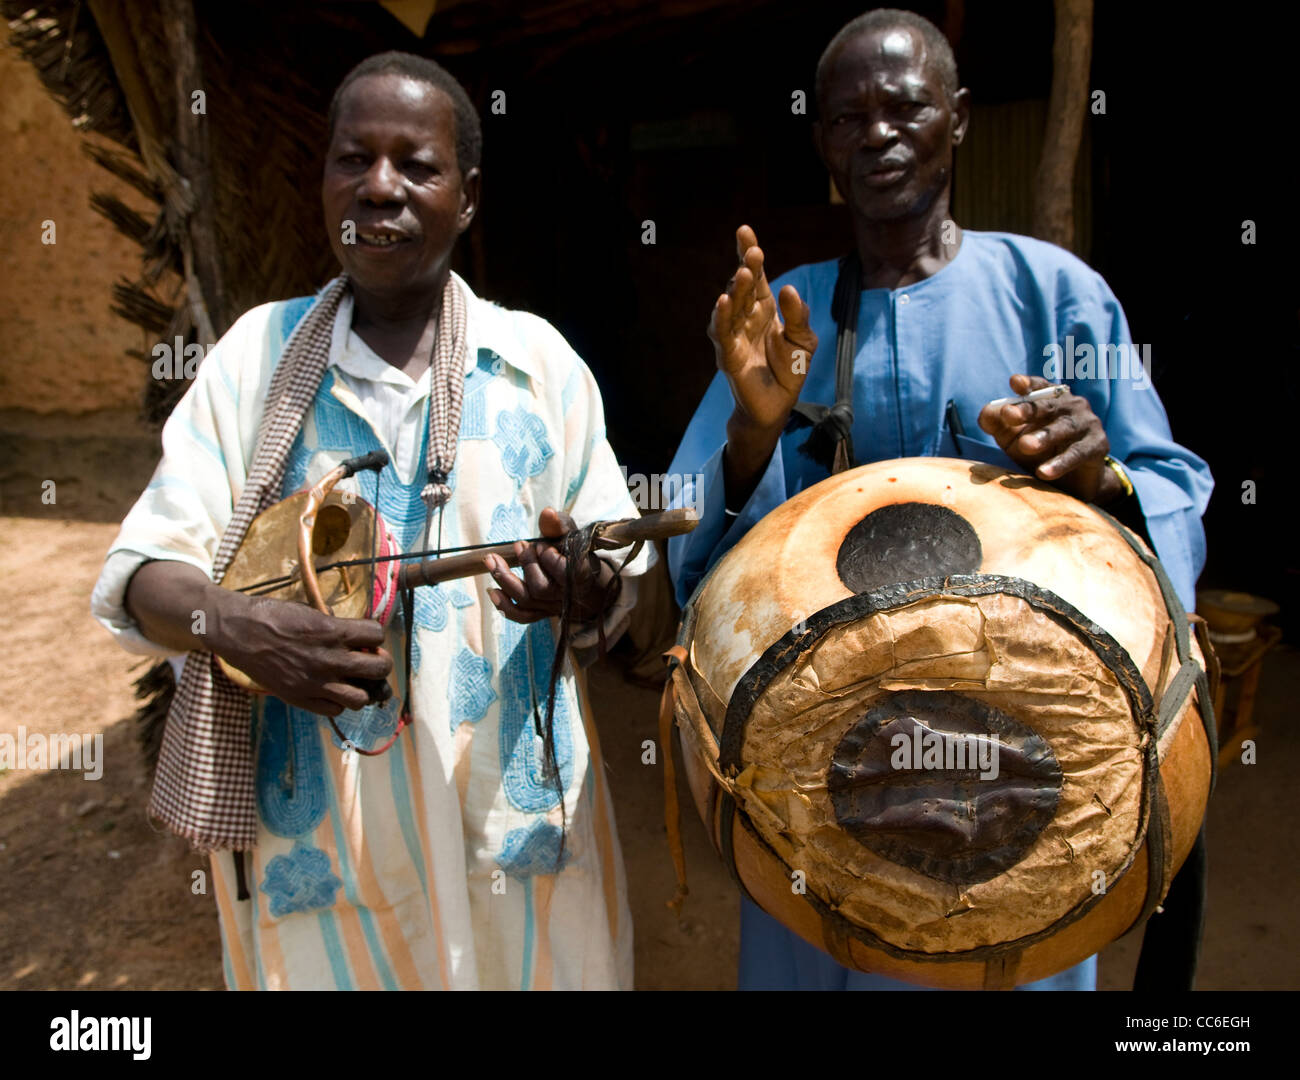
[{"x1": 1, "y1": 511, "x2": 1294, "y2": 990}]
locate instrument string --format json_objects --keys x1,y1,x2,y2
[
  {"x1": 233, "y1": 533, "x2": 554, "y2": 595},
  {"x1": 534, "y1": 527, "x2": 597, "y2": 870},
  {"x1": 534, "y1": 527, "x2": 641, "y2": 871},
  {"x1": 367, "y1": 466, "x2": 380, "y2": 619}
]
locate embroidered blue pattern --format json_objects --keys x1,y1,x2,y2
[
  {"x1": 312, "y1": 378, "x2": 371, "y2": 453},
  {"x1": 492, "y1": 405, "x2": 553, "y2": 483},
  {"x1": 450, "y1": 648, "x2": 496, "y2": 730},
  {"x1": 260, "y1": 840, "x2": 342, "y2": 918},
  {"x1": 498, "y1": 619, "x2": 573, "y2": 812},
  {"x1": 417, "y1": 582, "x2": 474, "y2": 634},
  {"x1": 328, "y1": 692, "x2": 403, "y2": 752},
  {"x1": 277, "y1": 296, "x2": 316, "y2": 354},
  {"x1": 408, "y1": 584, "x2": 475, "y2": 676},
  {"x1": 256, "y1": 697, "x2": 331, "y2": 838},
  {"x1": 260, "y1": 377, "x2": 448, "y2": 832},
  {"x1": 488, "y1": 502, "x2": 530, "y2": 545},
  {"x1": 461, "y1": 349, "x2": 503, "y2": 439},
  {"x1": 496, "y1": 822, "x2": 571, "y2": 879}
]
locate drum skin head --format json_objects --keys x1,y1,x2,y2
[
  {"x1": 677, "y1": 458, "x2": 1212, "y2": 986},
  {"x1": 693, "y1": 459, "x2": 1170, "y2": 707},
  {"x1": 835, "y1": 502, "x2": 982, "y2": 594},
  {"x1": 827, "y1": 689, "x2": 1062, "y2": 885}
]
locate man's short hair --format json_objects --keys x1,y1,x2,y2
[
  {"x1": 327, "y1": 51, "x2": 483, "y2": 176},
  {"x1": 815, "y1": 9, "x2": 960, "y2": 110}
]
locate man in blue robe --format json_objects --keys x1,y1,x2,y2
[{"x1": 665, "y1": 8, "x2": 1213, "y2": 991}]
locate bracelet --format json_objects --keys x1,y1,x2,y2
[
  {"x1": 723, "y1": 507, "x2": 740, "y2": 518},
  {"x1": 1104, "y1": 456, "x2": 1135, "y2": 498}
]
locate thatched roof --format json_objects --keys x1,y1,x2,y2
[{"x1": 5, "y1": 0, "x2": 752, "y2": 424}]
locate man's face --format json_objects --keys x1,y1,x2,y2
[
  {"x1": 815, "y1": 26, "x2": 968, "y2": 223},
  {"x1": 322, "y1": 73, "x2": 478, "y2": 298}
]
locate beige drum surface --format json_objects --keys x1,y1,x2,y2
[
  {"x1": 693, "y1": 459, "x2": 1169, "y2": 704},
  {"x1": 675, "y1": 458, "x2": 1212, "y2": 986}
]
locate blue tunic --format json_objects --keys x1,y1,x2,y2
[{"x1": 665, "y1": 230, "x2": 1213, "y2": 991}]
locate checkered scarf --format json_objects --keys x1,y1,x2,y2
[{"x1": 148, "y1": 272, "x2": 468, "y2": 851}]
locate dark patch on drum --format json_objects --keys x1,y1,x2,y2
[
  {"x1": 836, "y1": 503, "x2": 982, "y2": 594},
  {"x1": 1033, "y1": 523, "x2": 1078, "y2": 543},
  {"x1": 965, "y1": 464, "x2": 1008, "y2": 485},
  {"x1": 827, "y1": 690, "x2": 1062, "y2": 885}
]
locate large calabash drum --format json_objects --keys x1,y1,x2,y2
[{"x1": 667, "y1": 458, "x2": 1214, "y2": 988}]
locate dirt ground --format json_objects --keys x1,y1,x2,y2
[
  {"x1": 1, "y1": 500, "x2": 1297, "y2": 990},
  {"x1": 3, "y1": 27, "x2": 1294, "y2": 994},
  {"x1": 0, "y1": 512, "x2": 742, "y2": 991}
]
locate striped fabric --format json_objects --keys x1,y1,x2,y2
[
  {"x1": 95, "y1": 273, "x2": 652, "y2": 987},
  {"x1": 149, "y1": 273, "x2": 467, "y2": 852}
]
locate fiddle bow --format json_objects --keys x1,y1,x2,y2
[{"x1": 217, "y1": 450, "x2": 698, "y2": 740}]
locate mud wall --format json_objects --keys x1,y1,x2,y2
[{"x1": 0, "y1": 41, "x2": 160, "y2": 519}]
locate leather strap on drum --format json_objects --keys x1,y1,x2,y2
[
  {"x1": 982, "y1": 953, "x2": 1024, "y2": 991},
  {"x1": 660, "y1": 644, "x2": 744, "y2": 916},
  {"x1": 1093, "y1": 508, "x2": 1216, "y2": 939},
  {"x1": 1095, "y1": 508, "x2": 1218, "y2": 794},
  {"x1": 1134, "y1": 770, "x2": 1175, "y2": 929},
  {"x1": 658, "y1": 648, "x2": 690, "y2": 917},
  {"x1": 1191, "y1": 614, "x2": 1222, "y2": 714}
]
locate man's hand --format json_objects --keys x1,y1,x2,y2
[
  {"x1": 977, "y1": 373, "x2": 1122, "y2": 503},
  {"x1": 125, "y1": 559, "x2": 392, "y2": 717},
  {"x1": 712, "y1": 225, "x2": 819, "y2": 508},
  {"x1": 216, "y1": 598, "x2": 392, "y2": 716},
  {"x1": 485, "y1": 507, "x2": 613, "y2": 624},
  {"x1": 711, "y1": 225, "x2": 818, "y2": 432}
]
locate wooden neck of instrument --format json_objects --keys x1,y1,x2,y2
[{"x1": 395, "y1": 507, "x2": 698, "y2": 590}]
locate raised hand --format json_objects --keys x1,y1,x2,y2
[
  {"x1": 710, "y1": 225, "x2": 819, "y2": 433},
  {"x1": 711, "y1": 225, "x2": 819, "y2": 509}
]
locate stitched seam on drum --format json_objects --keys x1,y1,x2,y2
[
  {"x1": 720, "y1": 573, "x2": 1156, "y2": 771},
  {"x1": 1130, "y1": 770, "x2": 1174, "y2": 935},
  {"x1": 718, "y1": 573, "x2": 1161, "y2": 963}
]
